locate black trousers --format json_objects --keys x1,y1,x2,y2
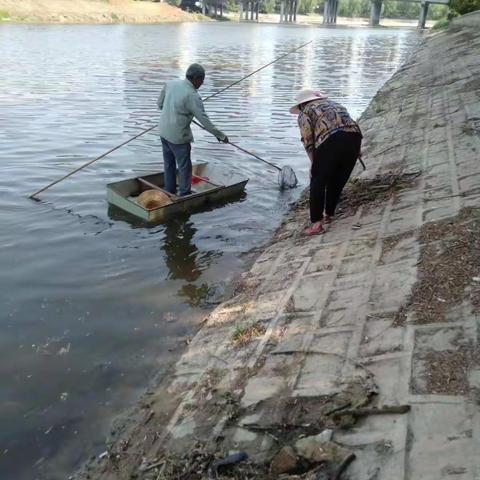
[{"x1": 310, "y1": 131, "x2": 362, "y2": 223}]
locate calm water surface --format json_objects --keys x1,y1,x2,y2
[{"x1": 0, "y1": 22, "x2": 419, "y2": 480}]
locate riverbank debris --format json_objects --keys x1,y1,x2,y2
[
  {"x1": 270, "y1": 446, "x2": 298, "y2": 475},
  {"x1": 409, "y1": 207, "x2": 480, "y2": 324},
  {"x1": 338, "y1": 169, "x2": 421, "y2": 217},
  {"x1": 329, "y1": 404, "x2": 411, "y2": 420},
  {"x1": 139, "y1": 446, "x2": 264, "y2": 479},
  {"x1": 232, "y1": 322, "x2": 266, "y2": 347},
  {"x1": 208, "y1": 451, "x2": 249, "y2": 479},
  {"x1": 277, "y1": 169, "x2": 422, "y2": 243},
  {"x1": 141, "y1": 440, "x2": 357, "y2": 480},
  {"x1": 128, "y1": 376, "x2": 379, "y2": 479}
]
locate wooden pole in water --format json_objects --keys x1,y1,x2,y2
[{"x1": 29, "y1": 40, "x2": 312, "y2": 199}]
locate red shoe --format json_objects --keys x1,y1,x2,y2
[
  {"x1": 305, "y1": 222, "x2": 325, "y2": 236},
  {"x1": 323, "y1": 215, "x2": 333, "y2": 225}
]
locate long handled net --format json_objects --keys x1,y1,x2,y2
[
  {"x1": 227, "y1": 139, "x2": 298, "y2": 190},
  {"x1": 278, "y1": 165, "x2": 298, "y2": 189}
]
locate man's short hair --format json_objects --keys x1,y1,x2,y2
[{"x1": 186, "y1": 63, "x2": 205, "y2": 80}]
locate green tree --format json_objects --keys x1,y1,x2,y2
[
  {"x1": 383, "y1": 1, "x2": 421, "y2": 19},
  {"x1": 226, "y1": 0, "x2": 239, "y2": 11},
  {"x1": 336, "y1": 0, "x2": 449, "y2": 20},
  {"x1": 428, "y1": 4, "x2": 448, "y2": 19},
  {"x1": 298, "y1": 0, "x2": 318, "y2": 14},
  {"x1": 449, "y1": 0, "x2": 480, "y2": 14},
  {"x1": 263, "y1": 0, "x2": 277, "y2": 13},
  {"x1": 337, "y1": 0, "x2": 369, "y2": 17}
]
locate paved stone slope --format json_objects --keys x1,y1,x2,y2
[{"x1": 76, "y1": 13, "x2": 480, "y2": 480}]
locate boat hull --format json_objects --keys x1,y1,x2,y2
[{"x1": 106, "y1": 163, "x2": 248, "y2": 223}]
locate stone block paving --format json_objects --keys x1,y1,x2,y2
[
  {"x1": 77, "y1": 15, "x2": 480, "y2": 480},
  {"x1": 151, "y1": 16, "x2": 480, "y2": 479}
]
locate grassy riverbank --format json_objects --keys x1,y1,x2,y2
[{"x1": 0, "y1": 0, "x2": 204, "y2": 24}]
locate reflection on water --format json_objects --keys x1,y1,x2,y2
[
  {"x1": 0, "y1": 22, "x2": 419, "y2": 480},
  {"x1": 165, "y1": 220, "x2": 202, "y2": 281},
  {"x1": 164, "y1": 218, "x2": 213, "y2": 305}
]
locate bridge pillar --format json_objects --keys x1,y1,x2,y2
[
  {"x1": 323, "y1": 0, "x2": 338, "y2": 24},
  {"x1": 369, "y1": 0, "x2": 382, "y2": 26},
  {"x1": 280, "y1": 0, "x2": 297, "y2": 22},
  {"x1": 239, "y1": 1, "x2": 260, "y2": 22},
  {"x1": 418, "y1": 1, "x2": 429, "y2": 28}
]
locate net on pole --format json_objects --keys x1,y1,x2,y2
[{"x1": 278, "y1": 165, "x2": 298, "y2": 189}]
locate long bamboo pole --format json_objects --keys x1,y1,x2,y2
[
  {"x1": 29, "y1": 40, "x2": 312, "y2": 199},
  {"x1": 29, "y1": 125, "x2": 157, "y2": 201}
]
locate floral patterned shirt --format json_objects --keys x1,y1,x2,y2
[{"x1": 297, "y1": 99, "x2": 361, "y2": 154}]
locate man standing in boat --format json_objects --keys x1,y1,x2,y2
[{"x1": 157, "y1": 64, "x2": 229, "y2": 196}]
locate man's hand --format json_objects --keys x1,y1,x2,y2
[{"x1": 219, "y1": 136, "x2": 229, "y2": 144}]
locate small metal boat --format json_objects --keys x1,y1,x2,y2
[{"x1": 106, "y1": 162, "x2": 248, "y2": 223}]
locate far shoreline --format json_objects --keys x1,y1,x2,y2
[
  {"x1": 0, "y1": 0, "x2": 435, "y2": 28},
  {"x1": 0, "y1": 0, "x2": 205, "y2": 25}
]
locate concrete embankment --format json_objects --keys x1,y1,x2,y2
[{"x1": 76, "y1": 12, "x2": 480, "y2": 480}]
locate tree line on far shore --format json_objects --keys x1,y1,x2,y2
[
  {"x1": 169, "y1": 0, "x2": 479, "y2": 21},
  {"x1": 213, "y1": 0, "x2": 450, "y2": 19}
]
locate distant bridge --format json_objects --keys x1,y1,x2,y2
[
  {"x1": 201, "y1": 0, "x2": 449, "y2": 28},
  {"x1": 322, "y1": 0, "x2": 450, "y2": 28}
]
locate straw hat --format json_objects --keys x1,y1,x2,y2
[
  {"x1": 289, "y1": 89, "x2": 327, "y2": 114},
  {"x1": 136, "y1": 189, "x2": 172, "y2": 210}
]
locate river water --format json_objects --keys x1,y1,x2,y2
[{"x1": 0, "y1": 22, "x2": 419, "y2": 480}]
